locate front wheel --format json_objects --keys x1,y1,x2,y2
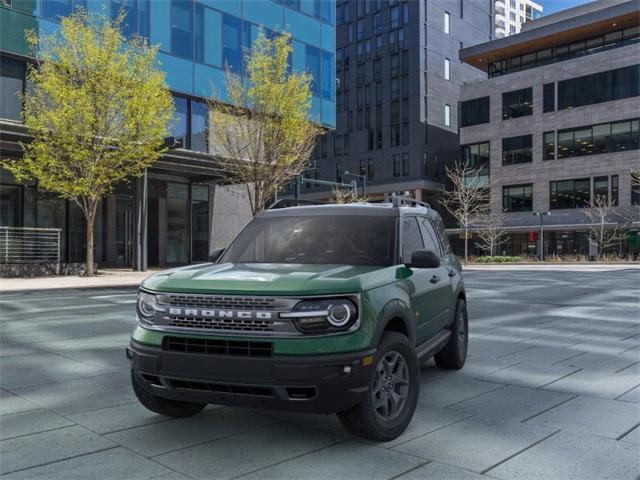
[
  {"x1": 434, "y1": 299, "x2": 468, "y2": 370},
  {"x1": 131, "y1": 370, "x2": 207, "y2": 418},
  {"x1": 338, "y1": 332, "x2": 419, "y2": 441}
]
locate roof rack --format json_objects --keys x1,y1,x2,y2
[
  {"x1": 388, "y1": 194, "x2": 431, "y2": 210},
  {"x1": 268, "y1": 198, "x2": 328, "y2": 209}
]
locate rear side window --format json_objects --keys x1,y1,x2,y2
[
  {"x1": 402, "y1": 217, "x2": 424, "y2": 263},
  {"x1": 418, "y1": 217, "x2": 442, "y2": 257}
]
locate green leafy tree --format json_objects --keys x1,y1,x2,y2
[
  {"x1": 4, "y1": 11, "x2": 173, "y2": 276},
  {"x1": 208, "y1": 31, "x2": 320, "y2": 215}
]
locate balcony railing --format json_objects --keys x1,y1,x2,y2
[{"x1": 0, "y1": 227, "x2": 62, "y2": 269}]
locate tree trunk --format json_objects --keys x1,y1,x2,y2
[
  {"x1": 84, "y1": 200, "x2": 98, "y2": 277},
  {"x1": 464, "y1": 225, "x2": 468, "y2": 264}
]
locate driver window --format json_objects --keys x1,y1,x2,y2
[{"x1": 402, "y1": 217, "x2": 424, "y2": 263}]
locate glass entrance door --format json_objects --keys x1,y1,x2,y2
[{"x1": 115, "y1": 196, "x2": 133, "y2": 267}]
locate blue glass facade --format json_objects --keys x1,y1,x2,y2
[{"x1": 0, "y1": 0, "x2": 336, "y2": 128}]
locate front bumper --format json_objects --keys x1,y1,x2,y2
[{"x1": 128, "y1": 340, "x2": 376, "y2": 414}]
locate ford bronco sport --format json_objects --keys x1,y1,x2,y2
[{"x1": 128, "y1": 196, "x2": 468, "y2": 441}]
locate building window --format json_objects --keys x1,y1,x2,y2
[
  {"x1": 334, "y1": 135, "x2": 342, "y2": 156},
  {"x1": 321, "y1": 50, "x2": 334, "y2": 100},
  {"x1": 444, "y1": 104, "x2": 451, "y2": 127},
  {"x1": 305, "y1": 45, "x2": 321, "y2": 97},
  {"x1": 461, "y1": 142, "x2": 490, "y2": 182},
  {"x1": 611, "y1": 175, "x2": 619, "y2": 206},
  {"x1": 170, "y1": 1, "x2": 194, "y2": 59},
  {"x1": 112, "y1": 0, "x2": 149, "y2": 38},
  {"x1": 221, "y1": 13, "x2": 242, "y2": 71},
  {"x1": 543, "y1": 82, "x2": 555, "y2": 113},
  {"x1": 444, "y1": 58, "x2": 451, "y2": 80},
  {"x1": 393, "y1": 155, "x2": 401, "y2": 176},
  {"x1": 374, "y1": 12, "x2": 383, "y2": 34},
  {"x1": 503, "y1": 184, "x2": 533, "y2": 213},
  {"x1": 367, "y1": 158, "x2": 374, "y2": 179},
  {"x1": 558, "y1": 64, "x2": 640, "y2": 110},
  {"x1": 550, "y1": 178, "x2": 591, "y2": 209},
  {"x1": 502, "y1": 87, "x2": 533, "y2": 119},
  {"x1": 402, "y1": 153, "x2": 409, "y2": 176},
  {"x1": 502, "y1": 134, "x2": 532, "y2": 165},
  {"x1": 632, "y1": 173, "x2": 640, "y2": 206},
  {"x1": 0, "y1": 56, "x2": 25, "y2": 121},
  {"x1": 190, "y1": 99, "x2": 208, "y2": 153},
  {"x1": 444, "y1": 11, "x2": 450, "y2": 34},
  {"x1": 336, "y1": 161, "x2": 342, "y2": 183},
  {"x1": 557, "y1": 118, "x2": 640, "y2": 159},
  {"x1": 391, "y1": 125, "x2": 400, "y2": 146},
  {"x1": 170, "y1": 95, "x2": 189, "y2": 148},
  {"x1": 390, "y1": 5, "x2": 400, "y2": 29},
  {"x1": 460, "y1": 96, "x2": 489, "y2": 127},
  {"x1": 368, "y1": 129, "x2": 374, "y2": 150},
  {"x1": 41, "y1": 0, "x2": 86, "y2": 20},
  {"x1": 343, "y1": 133, "x2": 350, "y2": 155},
  {"x1": 376, "y1": 129, "x2": 383, "y2": 149},
  {"x1": 543, "y1": 131, "x2": 555, "y2": 160},
  {"x1": 594, "y1": 175, "x2": 608, "y2": 202}
]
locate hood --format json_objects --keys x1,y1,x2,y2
[{"x1": 142, "y1": 262, "x2": 399, "y2": 295}]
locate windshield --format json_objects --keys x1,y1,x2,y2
[{"x1": 220, "y1": 215, "x2": 396, "y2": 266}]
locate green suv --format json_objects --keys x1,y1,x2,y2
[{"x1": 128, "y1": 197, "x2": 468, "y2": 441}]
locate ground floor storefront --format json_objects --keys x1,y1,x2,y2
[{"x1": 449, "y1": 228, "x2": 640, "y2": 259}]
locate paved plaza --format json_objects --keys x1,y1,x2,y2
[{"x1": 0, "y1": 267, "x2": 639, "y2": 479}]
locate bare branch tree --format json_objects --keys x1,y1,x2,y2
[
  {"x1": 439, "y1": 161, "x2": 490, "y2": 264},
  {"x1": 207, "y1": 32, "x2": 320, "y2": 216},
  {"x1": 582, "y1": 194, "x2": 626, "y2": 258},
  {"x1": 331, "y1": 186, "x2": 369, "y2": 204},
  {"x1": 474, "y1": 211, "x2": 508, "y2": 256}
]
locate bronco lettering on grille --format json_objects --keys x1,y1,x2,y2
[{"x1": 167, "y1": 308, "x2": 274, "y2": 320}]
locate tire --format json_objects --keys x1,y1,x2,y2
[
  {"x1": 337, "y1": 332, "x2": 419, "y2": 442},
  {"x1": 434, "y1": 299, "x2": 468, "y2": 370},
  {"x1": 131, "y1": 369, "x2": 207, "y2": 418}
]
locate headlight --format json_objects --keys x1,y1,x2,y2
[
  {"x1": 137, "y1": 291, "x2": 158, "y2": 321},
  {"x1": 281, "y1": 298, "x2": 358, "y2": 334}
]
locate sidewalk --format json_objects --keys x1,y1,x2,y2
[
  {"x1": 463, "y1": 262, "x2": 640, "y2": 271},
  {"x1": 0, "y1": 269, "x2": 156, "y2": 293}
]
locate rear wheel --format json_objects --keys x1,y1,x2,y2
[
  {"x1": 434, "y1": 299, "x2": 468, "y2": 370},
  {"x1": 131, "y1": 370, "x2": 207, "y2": 417},
  {"x1": 338, "y1": 332, "x2": 419, "y2": 441}
]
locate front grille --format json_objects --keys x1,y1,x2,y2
[
  {"x1": 166, "y1": 294, "x2": 277, "y2": 310},
  {"x1": 163, "y1": 336, "x2": 273, "y2": 357},
  {"x1": 168, "y1": 316, "x2": 274, "y2": 332},
  {"x1": 168, "y1": 378, "x2": 275, "y2": 397}
]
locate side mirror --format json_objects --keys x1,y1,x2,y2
[
  {"x1": 408, "y1": 249, "x2": 441, "y2": 269},
  {"x1": 208, "y1": 248, "x2": 225, "y2": 263}
]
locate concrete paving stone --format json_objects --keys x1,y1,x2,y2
[
  {"x1": 393, "y1": 417, "x2": 557, "y2": 473},
  {"x1": 488, "y1": 431, "x2": 640, "y2": 480},
  {"x1": 542, "y1": 369, "x2": 640, "y2": 400},
  {"x1": 0, "y1": 425, "x2": 116, "y2": 475},
  {"x1": 0, "y1": 409, "x2": 73, "y2": 440},
  {"x1": 417, "y1": 376, "x2": 505, "y2": 409},
  {"x1": 238, "y1": 441, "x2": 423, "y2": 480},
  {"x1": 149, "y1": 473, "x2": 193, "y2": 480},
  {"x1": 448, "y1": 385, "x2": 573, "y2": 422},
  {"x1": 395, "y1": 461, "x2": 488, "y2": 480},
  {"x1": 620, "y1": 426, "x2": 640, "y2": 445},
  {"x1": 0, "y1": 353, "x2": 117, "y2": 389},
  {"x1": 10, "y1": 372, "x2": 135, "y2": 415},
  {"x1": 154, "y1": 421, "x2": 342, "y2": 479},
  {"x1": 3, "y1": 447, "x2": 170, "y2": 480},
  {"x1": 555, "y1": 351, "x2": 639, "y2": 373},
  {"x1": 420, "y1": 357, "x2": 520, "y2": 383},
  {"x1": 68, "y1": 401, "x2": 183, "y2": 434},
  {"x1": 479, "y1": 362, "x2": 581, "y2": 389},
  {"x1": 525, "y1": 396, "x2": 640, "y2": 439},
  {"x1": 617, "y1": 384, "x2": 640, "y2": 403},
  {"x1": 520, "y1": 333, "x2": 583, "y2": 349},
  {"x1": 499, "y1": 345, "x2": 584, "y2": 365},
  {"x1": 465, "y1": 338, "x2": 534, "y2": 360},
  {"x1": 0, "y1": 390, "x2": 40, "y2": 416},
  {"x1": 0, "y1": 342, "x2": 43, "y2": 358},
  {"x1": 567, "y1": 337, "x2": 639, "y2": 355},
  {"x1": 106, "y1": 407, "x2": 275, "y2": 457},
  {"x1": 619, "y1": 346, "x2": 640, "y2": 362}
]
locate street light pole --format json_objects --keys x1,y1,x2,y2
[
  {"x1": 533, "y1": 211, "x2": 551, "y2": 260},
  {"x1": 344, "y1": 171, "x2": 367, "y2": 197}
]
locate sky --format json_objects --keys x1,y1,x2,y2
[{"x1": 541, "y1": 0, "x2": 593, "y2": 15}]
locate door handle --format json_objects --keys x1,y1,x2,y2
[
  {"x1": 448, "y1": 269, "x2": 456, "y2": 277},
  {"x1": 430, "y1": 275, "x2": 440, "y2": 284}
]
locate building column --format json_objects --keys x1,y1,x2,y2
[{"x1": 134, "y1": 170, "x2": 148, "y2": 271}]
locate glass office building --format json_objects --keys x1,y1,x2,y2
[{"x1": 0, "y1": 0, "x2": 335, "y2": 269}]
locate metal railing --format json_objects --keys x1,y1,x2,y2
[{"x1": 0, "y1": 226, "x2": 62, "y2": 268}]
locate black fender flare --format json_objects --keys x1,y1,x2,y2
[{"x1": 371, "y1": 299, "x2": 416, "y2": 347}]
